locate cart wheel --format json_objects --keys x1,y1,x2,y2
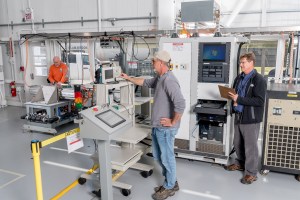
[
  {"x1": 148, "y1": 169, "x2": 153, "y2": 176},
  {"x1": 296, "y1": 175, "x2": 300, "y2": 182},
  {"x1": 141, "y1": 169, "x2": 153, "y2": 178},
  {"x1": 260, "y1": 169, "x2": 269, "y2": 176},
  {"x1": 92, "y1": 189, "x2": 101, "y2": 197},
  {"x1": 78, "y1": 177, "x2": 86, "y2": 185},
  {"x1": 146, "y1": 153, "x2": 153, "y2": 157},
  {"x1": 121, "y1": 189, "x2": 131, "y2": 196}
]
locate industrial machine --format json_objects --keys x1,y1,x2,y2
[
  {"x1": 261, "y1": 83, "x2": 300, "y2": 179},
  {"x1": 160, "y1": 36, "x2": 247, "y2": 164},
  {"x1": 22, "y1": 85, "x2": 77, "y2": 134}
]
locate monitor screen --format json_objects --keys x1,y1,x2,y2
[
  {"x1": 202, "y1": 44, "x2": 226, "y2": 62},
  {"x1": 105, "y1": 69, "x2": 114, "y2": 80},
  {"x1": 95, "y1": 109, "x2": 126, "y2": 128}
]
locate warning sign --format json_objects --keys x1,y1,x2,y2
[{"x1": 66, "y1": 132, "x2": 84, "y2": 153}]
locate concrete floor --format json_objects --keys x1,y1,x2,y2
[{"x1": 0, "y1": 106, "x2": 300, "y2": 200}]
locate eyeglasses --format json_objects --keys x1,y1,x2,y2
[{"x1": 239, "y1": 61, "x2": 251, "y2": 64}]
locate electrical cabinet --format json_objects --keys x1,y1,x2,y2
[{"x1": 261, "y1": 83, "x2": 300, "y2": 177}]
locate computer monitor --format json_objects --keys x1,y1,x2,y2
[
  {"x1": 101, "y1": 67, "x2": 115, "y2": 83},
  {"x1": 202, "y1": 43, "x2": 226, "y2": 62},
  {"x1": 100, "y1": 66, "x2": 122, "y2": 84},
  {"x1": 198, "y1": 42, "x2": 231, "y2": 83},
  {"x1": 95, "y1": 109, "x2": 126, "y2": 128}
]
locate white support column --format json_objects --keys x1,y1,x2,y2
[
  {"x1": 97, "y1": 0, "x2": 102, "y2": 32},
  {"x1": 158, "y1": 0, "x2": 175, "y2": 30},
  {"x1": 87, "y1": 39, "x2": 96, "y2": 82},
  {"x1": 261, "y1": 0, "x2": 267, "y2": 27},
  {"x1": 0, "y1": 46, "x2": 7, "y2": 107}
]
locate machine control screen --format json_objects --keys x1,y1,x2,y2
[
  {"x1": 198, "y1": 42, "x2": 230, "y2": 83},
  {"x1": 203, "y1": 44, "x2": 226, "y2": 62},
  {"x1": 105, "y1": 69, "x2": 114, "y2": 80},
  {"x1": 95, "y1": 109, "x2": 126, "y2": 128}
]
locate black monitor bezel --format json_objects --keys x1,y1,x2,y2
[{"x1": 95, "y1": 109, "x2": 126, "y2": 128}]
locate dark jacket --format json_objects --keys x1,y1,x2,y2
[{"x1": 232, "y1": 69, "x2": 267, "y2": 124}]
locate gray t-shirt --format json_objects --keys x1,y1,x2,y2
[{"x1": 143, "y1": 71, "x2": 185, "y2": 128}]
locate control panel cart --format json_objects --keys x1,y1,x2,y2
[{"x1": 80, "y1": 106, "x2": 141, "y2": 200}]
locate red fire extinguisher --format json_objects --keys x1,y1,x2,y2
[{"x1": 10, "y1": 81, "x2": 17, "y2": 97}]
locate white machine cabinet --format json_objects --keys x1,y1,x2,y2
[{"x1": 160, "y1": 36, "x2": 248, "y2": 165}]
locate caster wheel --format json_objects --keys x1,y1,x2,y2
[
  {"x1": 121, "y1": 189, "x2": 131, "y2": 196},
  {"x1": 148, "y1": 169, "x2": 153, "y2": 176},
  {"x1": 78, "y1": 177, "x2": 86, "y2": 185},
  {"x1": 92, "y1": 189, "x2": 101, "y2": 197},
  {"x1": 295, "y1": 175, "x2": 300, "y2": 182},
  {"x1": 260, "y1": 169, "x2": 269, "y2": 176},
  {"x1": 141, "y1": 169, "x2": 153, "y2": 178},
  {"x1": 188, "y1": 159, "x2": 194, "y2": 162},
  {"x1": 146, "y1": 153, "x2": 153, "y2": 157}
]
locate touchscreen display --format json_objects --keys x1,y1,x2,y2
[
  {"x1": 95, "y1": 109, "x2": 126, "y2": 128},
  {"x1": 203, "y1": 44, "x2": 226, "y2": 62}
]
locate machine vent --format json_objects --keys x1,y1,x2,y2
[
  {"x1": 196, "y1": 141, "x2": 224, "y2": 155},
  {"x1": 265, "y1": 125, "x2": 300, "y2": 170},
  {"x1": 175, "y1": 139, "x2": 189, "y2": 150}
]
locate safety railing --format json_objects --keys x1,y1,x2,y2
[{"x1": 31, "y1": 128, "x2": 99, "y2": 200}]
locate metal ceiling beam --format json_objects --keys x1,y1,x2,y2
[{"x1": 221, "y1": 26, "x2": 300, "y2": 34}]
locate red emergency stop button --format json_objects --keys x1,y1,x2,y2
[{"x1": 93, "y1": 107, "x2": 98, "y2": 112}]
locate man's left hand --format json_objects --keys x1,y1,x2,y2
[
  {"x1": 228, "y1": 92, "x2": 238, "y2": 102},
  {"x1": 160, "y1": 118, "x2": 173, "y2": 127}
]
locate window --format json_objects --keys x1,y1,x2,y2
[
  {"x1": 82, "y1": 55, "x2": 89, "y2": 65},
  {"x1": 68, "y1": 54, "x2": 76, "y2": 63},
  {"x1": 32, "y1": 45, "x2": 47, "y2": 76},
  {"x1": 241, "y1": 41, "x2": 278, "y2": 77}
]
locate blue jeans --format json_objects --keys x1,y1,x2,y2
[{"x1": 152, "y1": 127, "x2": 178, "y2": 189}]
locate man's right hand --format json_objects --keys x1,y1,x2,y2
[{"x1": 120, "y1": 73, "x2": 129, "y2": 80}]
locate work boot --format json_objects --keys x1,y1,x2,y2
[
  {"x1": 241, "y1": 175, "x2": 257, "y2": 184},
  {"x1": 152, "y1": 187, "x2": 175, "y2": 200},
  {"x1": 224, "y1": 164, "x2": 245, "y2": 171},
  {"x1": 154, "y1": 181, "x2": 179, "y2": 192}
]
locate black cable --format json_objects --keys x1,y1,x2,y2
[
  {"x1": 132, "y1": 33, "x2": 151, "y2": 61},
  {"x1": 116, "y1": 39, "x2": 125, "y2": 54},
  {"x1": 56, "y1": 41, "x2": 66, "y2": 51}
]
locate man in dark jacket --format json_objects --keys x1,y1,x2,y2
[{"x1": 225, "y1": 52, "x2": 267, "y2": 184}]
